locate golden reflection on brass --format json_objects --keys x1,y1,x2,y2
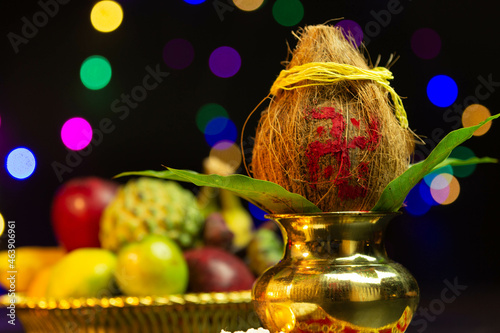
[
  {"x1": 252, "y1": 212, "x2": 419, "y2": 333},
  {"x1": 0, "y1": 291, "x2": 257, "y2": 332}
]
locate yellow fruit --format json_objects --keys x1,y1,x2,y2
[
  {"x1": 0, "y1": 247, "x2": 66, "y2": 292},
  {"x1": 26, "y1": 265, "x2": 53, "y2": 298},
  {"x1": 46, "y1": 248, "x2": 117, "y2": 299},
  {"x1": 220, "y1": 189, "x2": 254, "y2": 250},
  {"x1": 115, "y1": 234, "x2": 188, "y2": 296}
]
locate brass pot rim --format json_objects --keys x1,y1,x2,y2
[{"x1": 266, "y1": 210, "x2": 402, "y2": 219}]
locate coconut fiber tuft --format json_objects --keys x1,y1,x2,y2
[{"x1": 251, "y1": 24, "x2": 415, "y2": 212}]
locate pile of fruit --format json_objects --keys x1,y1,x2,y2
[{"x1": 0, "y1": 170, "x2": 283, "y2": 299}]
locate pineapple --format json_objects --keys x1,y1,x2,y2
[{"x1": 100, "y1": 177, "x2": 204, "y2": 252}]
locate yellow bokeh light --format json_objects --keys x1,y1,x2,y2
[
  {"x1": 91, "y1": 1, "x2": 123, "y2": 33},
  {"x1": 462, "y1": 104, "x2": 492, "y2": 136},
  {"x1": 0, "y1": 213, "x2": 4, "y2": 236},
  {"x1": 234, "y1": 0, "x2": 265, "y2": 11},
  {"x1": 209, "y1": 143, "x2": 242, "y2": 174}
]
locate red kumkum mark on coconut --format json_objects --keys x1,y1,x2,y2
[
  {"x1": 324, "y1": 165, "x2": 334, "y2": 178},
  {"x1": 367, "y1": 117, "x2": 381, "y2": 150},
  {"x1": 304, "y1": 107, "x2": 380, "y2": 201},
  {"x1": 351, "y1": 117, "x2": 360, "y2": 128}
]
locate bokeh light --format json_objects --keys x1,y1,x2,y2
[
  {"x1": 439, "y1": 176, "x2": 460, "y2": 205},
  {"x1": 418, "y1": 180, "x2": 439, "y2": 207},
  {"x1": 163, "y1": 38, "x2": 195, "y2": 70},
  {"x1": 61, "y1": 117, "x2": 93, "y2": 151},
  {"x1": 409, "y1": 164, "x2": 463, "y2": 215},
  {"x1": 248, "y1": 202, "x2": 267, "y2": 222},
  {"x1": 196, "y1": 103, "x2": 229, "y2": 132},
  {"x1": 427, "y1": 75, "x2": 458, "y2": 107},
  {"x1": 404, "y1": 181, "x2": 431, "y2": 216},
  {"x1": 411, "y1": 28, "x2": 441, "y2": 59},
  {"x1": 90, "y1": 1, "x2": 123, "y2": 33},
  {"x1": 462, "y1": 104, "x2": 492, "y2": 136},
  {"x1": 204, "y1": 117, "x2": 229, "y2": 135},
  {"x1": 450, "y1": 146, "x2": 476, "y2": 178},
  {"x1": 209, "y1": 46, "x2": 241, "y2": 78},
  {"x1": 335, "y1": 19, "x2": 363, "y2": 48},
  {"x1": 6, "y1": 147, "x2": 36, "y2": 180},
  {"x1": 423, "y1": 165, "x2": 453, "y2": 186},
  {"x1": 234, "y1": 0, "x2": 265, "y2": 11},
  {"x1": 429, "y1": 173, "x2": 451, "y2": 204},
  {"x1": 430, "y1": 173, "x2": 460, "y2": 205},
  {"x1": 209, "y1": 142, "x2": 242, "y2": 171},
  {"x1": 80, "y1": 55, "x2": 112, "y2": 90},
  {"x1": 183, "y1": 0, "x2": 206, "y2": 4},
  {"x1": 272, "y1": 0, "x2": 304, "y2": 27},
  {"x1": 204, "y1": 117, "x2": 237, "y2": 148},
  {"x1": 0, "y1": 213, "x2": 5, "y2": 237}
]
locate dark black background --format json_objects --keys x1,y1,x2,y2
[{"x1": 1, "y1": 1, "x2": 499, "y2": 332}]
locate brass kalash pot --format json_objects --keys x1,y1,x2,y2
[{"x1": 252, "y1": 212, "x2": 419, "y2": 333}]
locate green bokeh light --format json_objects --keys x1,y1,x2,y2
[
  {"x1": 80, "y1": 55, "x2": 112, "y2": 90},
  {"x1": 450, "y1": 146, "x2": 476, "y2": 178},
  {"x1": 423, "y1": 165, "x2": 453, "y2": 187},
  {"x1": 196, "y1": 103, "x2": 228, "y2": 133},
  {"x1": 272, "y1": 0, "x2": 304, "y2": 27}
]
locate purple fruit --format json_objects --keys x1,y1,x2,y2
[
  {"x1": 203, "y1": 212, "x2": 234, "y2": 251},
  {"x1": 184, "y1": 247, "x2": 255, "y2": 292}
]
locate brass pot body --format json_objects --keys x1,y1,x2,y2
[{"x1": 252, "y1": 212, "x2": 419, "y2": 333}]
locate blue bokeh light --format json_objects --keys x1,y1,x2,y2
[
  {"x1": 183, "y1": 0, "x2": 206, "y2": 5},
  {"x1": 204, "y1": 117, "x2": 237, "y2": 147},
  {"x1": 248, "y1": 202, "x2": 268, "y2": 222},
  {"x1": 426, "y1": 75, "x2": 458, "y2": 107},
  {"x1": 404, "y1": 181, "x2": 431, "y2": 216},
  {"x1": 204, "y1": 116, "x2": 228, "y2": 136},
  {"x1": 6, "y1": 147, "x2": 36, "y2": 180},
  {"x1": 418, "y1": 181, "x2": 439, "y2": 207}
]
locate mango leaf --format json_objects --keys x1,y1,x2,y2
[
  {"x1": 429, "y1": 156, "x2": 498, "y2": 172},
  {"x1": 115, "y1": 168, "x2": 322, "y2": 214},
  {"x1": 371, "y1": 113, "x2": 500, "y2": 212}
]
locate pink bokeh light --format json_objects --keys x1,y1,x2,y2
[{"x1": 61, "y1": 117, "x2": 93, "y2": 151}]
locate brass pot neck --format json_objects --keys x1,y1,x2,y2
[{"x1": 270, "y1": 212, "x2": 398, "y2": 263}]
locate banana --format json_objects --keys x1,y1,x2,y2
[
  {"x1": 0, "y1": 246, "x2": 66, "y2": 292},
  {"x1": 220, "y1": 188, "x2": 254, "y2": 251}
]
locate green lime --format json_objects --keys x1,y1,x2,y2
[{"x1": 115, "y1": 234, "x2": 188, "y2": 296}]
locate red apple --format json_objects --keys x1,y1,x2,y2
[{"x1": 51, "y1": 177, "x2": 119, "y2": 251}]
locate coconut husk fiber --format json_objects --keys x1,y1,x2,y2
[{"x1": 251, "y1": 24, "x2": 415, "y2": 212}]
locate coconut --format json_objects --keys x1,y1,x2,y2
[{"x1": 251, "y1": 24, "x2": 415, "y2": 212}]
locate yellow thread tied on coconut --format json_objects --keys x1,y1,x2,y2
[{"x1": 270, "y1": 62, "x2": 409, "y2": 128}]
